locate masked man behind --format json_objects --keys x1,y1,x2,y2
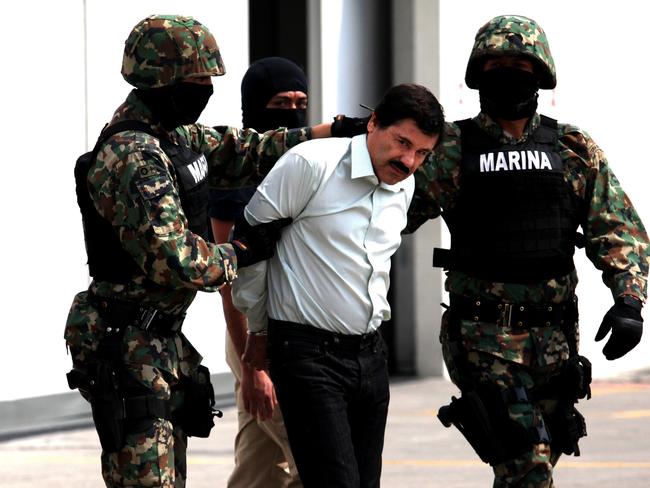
[{"x1": 210, "y1": 57, "x2": 308, "y2": 488}]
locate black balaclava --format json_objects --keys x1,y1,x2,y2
[
  {"x1": 137, "y1": 82, "x2": 214, "y2": 130},
  {"x1": 478, "y1": 67, "x2": 539, "y2": 121},
  {"x1": 241, "y1": 57, "x2": 308, "y2": 132}
]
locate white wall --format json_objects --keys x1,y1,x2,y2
[
  {"x1": 0, "y1": 0, "x2": 248, "y2": 401},
  {"x1": 439, "y1": 0, "x2": 650, "y2": 378},
  {"x1": 3, "y1": 0, "x2": 648, "y2": 404}
]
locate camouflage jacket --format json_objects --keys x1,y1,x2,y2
[
  {"x1": 82, "y1": 90, "x2": 311, "y2": 314},
  {"x1": 408, "y1": 112, "x2": 649, "y2": 306}
]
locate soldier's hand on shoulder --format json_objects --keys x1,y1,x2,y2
[
  {"x1": 331, "y1": 114, "x2": 369, "y2": 138},
  {"x1": 595, "y1": 296, "x2": 643, "y2": 360},
  {"x1": 230, "y1": 214, "x2": 292, "y2": 268}
]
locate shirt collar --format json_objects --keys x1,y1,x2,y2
[{"x1": 350, "y1": 134, "x2": 408, "y2": 193}]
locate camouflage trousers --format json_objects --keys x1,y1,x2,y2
[
  {"x1": 65, "y1": 291, "x2": 202, "y2": 488},
  {"x1": 98, "y1": 361, "x2": 192, "y2": 488},
  {"x1": 441, "y1": 309, "x2": 575, "y2": 488}
]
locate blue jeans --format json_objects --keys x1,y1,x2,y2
[{"x1": 268, "y1": 319, "x2": 390, "y2": 488}]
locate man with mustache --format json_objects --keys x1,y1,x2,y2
[
  {"x1": 406, "y1": 15, "x2": 649, "y2": 487},
  {"x1": 232, "y1": 83, "x2": 444, "y2": 488}
]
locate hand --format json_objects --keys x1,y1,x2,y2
[
  {"x1": 595, "y1": 296, "x2": 643, "y2": 360},
  {"x1": 230, "y1": 216, "x2": 292, "y2": 268},
  {"x1": 331, "y1": 115, "x2": 369, "y2": 138},
  {"x1": 242, "y1": 333, "x2": 269, "y2": 371},
  {"x1": 240, "y1": 365, "x2": 277, "y2": 420}
]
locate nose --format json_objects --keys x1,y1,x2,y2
[{"x1": 401, "y1": 151, "x2": 417, "y2": 170}]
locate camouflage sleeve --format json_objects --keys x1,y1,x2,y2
[
  {"x1": 405, "y1": 122, "x2": 461, "y2": 234},
  {"x1": 91, "y1": 133, "x2": 237, "y2": 290},
  {"x1": 562, "y1": 126, "x2": 649, "y2": 302},
  {"x1": 182, "y1": 124, "x2": 312, "y2": 189}
]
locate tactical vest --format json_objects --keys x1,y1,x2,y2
[
  {"x1": 75, "y1": 121, "x2": 209, "y2": 283},
  {"x1": 441, "y1": 116, "x2": 580, "y2": 283}
]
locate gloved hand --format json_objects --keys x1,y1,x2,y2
[
  {"x1": 331, "y1": 114, "x2": 369, "y2": 138},
  {"x1": 230, "y1": 215, "x2": 292, "y2": 268},
  {"x1": 595, "y1": 296, "x2": 643, "y2": 360}
]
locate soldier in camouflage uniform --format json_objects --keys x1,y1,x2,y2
[
  {"x1": 406, "y1": 15, "x2": 649, "y2": 488},
  {"x1": 64, "y1": 14, "x2": 340, "y2": 488}
]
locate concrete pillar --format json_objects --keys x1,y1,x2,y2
[{"x1": 391, "y1": 0, "x2": 444, "y2": 376}]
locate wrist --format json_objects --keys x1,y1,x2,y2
[{"x1": 247, "y1": 329, "x2": 268, "y2": 336}]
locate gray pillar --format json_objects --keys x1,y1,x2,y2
[
  {"x1": 307, "y1": 0, "x2": 322, "y2": 124},
  {"x1": 307, "y1": 0, "x2": 390, "y2": 119},
  {"x1": 391, "y1": 0, "x2": 443, "y2": 376}
]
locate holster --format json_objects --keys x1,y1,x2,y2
[
  {"x1": 91, "y1": 361, "x2": 126, "y2": 452},
  {"x1": 536, "y1": 354, "x2": 592, "y2": 456},
  {"x1": 438, "y1": 383, "x2": 546, "y2": 465},
  {"x1": 173, "y1": 365, "x2": 221, "y2": 437},
  {"x1": 543, "y1": 404, "x2": 587, "y2": 456},
  {"x1": 67, "y1": 361, "x2": 126, "y2": 452},
  {"x1": 67, "y1": 321, "x2": 174, "y2": 452}
]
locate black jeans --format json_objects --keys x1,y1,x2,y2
[{"x1": 268, "y1": 319, "x2": 390, "y2": 488}]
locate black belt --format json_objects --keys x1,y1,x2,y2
[
  {"x1": 268, "y1": 318, "x2": 381, "y2": 353},
  {"x1": 90, "y1": 293, "x2": 185, "y2": 335},
  {"x1": 449, "y1": 293, "x2": 576, "y2": 328}
]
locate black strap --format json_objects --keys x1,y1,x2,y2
[
  {"x1": 90, "y1": 293, "x2": 185, "y2": 336},
  {"x1": 92, "y1": 120, "x2": 163, "y2": 153},
  {"x1": 125, "y1": 394, "x2": 172, "y2": 420},
  {"x1": 449, "y1": 294, "x2": 575, "y2": 329}
]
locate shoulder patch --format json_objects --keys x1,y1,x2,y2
[{"x1": 136, "y1": 168, "x2": 172, "y2": 200}]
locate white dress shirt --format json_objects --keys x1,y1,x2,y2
[{"x1": 232, "y1": 134, "x2": 414, "y2": 335}]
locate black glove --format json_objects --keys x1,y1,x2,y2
[
  {"x1": 330, "y1": 115, "x2": 369, "y2": 138},
  {"x1": 595, "y1": 296, "x2": 643, "y2": 360},
  {"x1": 230, "y1": 215, "x2": 292, "y2": 268}
]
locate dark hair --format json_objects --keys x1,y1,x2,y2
[{"x1": 373, "y1": 83, "x2": 444, "y2": 136}]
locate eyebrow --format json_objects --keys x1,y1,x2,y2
[
  {"x1": 395, "y1": 131, "x2": 435, "y2": 153},
  {"x1": 272, "y1": 94, "x2": 307, "y2": 101}
]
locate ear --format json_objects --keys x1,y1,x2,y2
[{"x1": 367, "y1": 112, "x2": 377, "y2": 133}]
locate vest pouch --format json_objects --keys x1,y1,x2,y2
[{"x1": 174, "y1": 364, "x2": 220, "y2": 437}]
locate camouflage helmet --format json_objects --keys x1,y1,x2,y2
[
  {"x1": 122, "y1": 14, "x2": 226, "y2": 89},
  {"x1": 465, "y1": 15, "x2": 556, "y2": 90}
]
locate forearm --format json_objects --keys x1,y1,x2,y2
[
  {"x1": 310, "y1": 122, "x2": 333, "y2": 139},
  {"x1": 583, "y1": 164, "x2": 649, "y2": 301},
  {"x1": 200, "y1": 124, "x2": 312, "y2": 189},
  {"x1": 221, "y1": 284, "x2": 249, "y2": 358}
]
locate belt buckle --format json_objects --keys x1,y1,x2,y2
[{"x1": 501, "y1": 303, "x2": 513, "y2": 327}]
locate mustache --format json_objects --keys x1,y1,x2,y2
[{"x1": 389, "y1": 160, "x2": 410, "y2": 175}]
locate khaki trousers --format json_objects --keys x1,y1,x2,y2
[{"x1": 226, "y1": 334, "x2": 302, "y2": 488}]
